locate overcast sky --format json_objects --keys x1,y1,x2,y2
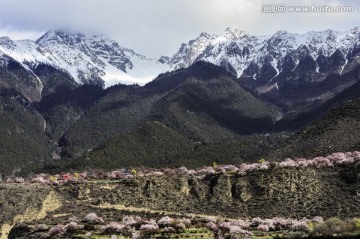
[{"x1": 0, "y1": 0, "x2": 359, "y2": 57}]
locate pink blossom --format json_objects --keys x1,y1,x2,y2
[
  {"x1": 259, "y1": 163, "x2": 269, "y2": 170},
  {"x1": 31, "y1": 176, "x2": 49, "y2": 184},
  {"x1": 163, "y1": 227, "x2": 176, "y2": 233},
  {"x1": 140, "y1": 224, "x2": 159, "y2": 231},
  {"x1": 146, "y1": 171, "x2": 164, "y2": 177},
  {"x1": 351, "y1": 151, "x2": 360, "y2": 160},
  {"x1": 311, "y1": 216, "x2": 324, "y2": 223},
  {"x1": 101, "y1": 222, "x2": 125, "y2": 233},
  {"x1": 14, "y1": 177, "x2": 25, "y2": 183},
  {"x1": 290, "y1": 220, "x2": 309, "y2": 232},
  {"x1": 107, "y1": 172, "x2": 116, "y2": 179},
  {"x1": 328, "y1": 152, "x2": 346, "y2": 162},
  {"x1": 336, "y1": 157, "x2": 354, "y2": 165},
  {"x1": 131, "y1": 232, "x2": 140, "y2": 239},
  {"x1": 176, "y1": 218, "x2": 191, "y2": 227},
  {"x1": 123, "y1": 216, "x2": 138, "y2": 226},
  {"x1": 279, "y1": 159, "x2": 297, "y2": 168},
  {"x1": 65, "y1": 222, "x2": 80, "y2": 231},
  {"x1": 206, "y1": 221, "x2": 218, "y2": 231},
  {"x1": 5, "y1": 177, "x2": 13, "y2": 183},
  {"x1": 257, "y1": 224, "x2": 269, "y2": 231},
  {"x1": 48, "y1": 224, "x2": 66, "y2": 237},
  {"x1": 197, "y1": 167, "x2": 215, "y2": 175},
  {"x1": 313, "y1": 157, "x2": 332, "y2": 168},
  {"x1": 178, "y1": 166, "x2": 189, "y2": 174},
  {"x1": 157, "y1": 216, "x2": 173, "y2": 227},
  {"x1": 297, "y1": 160, "x2": 309, "y2": 167},
  {"x1": 84, "y1": 212, "x2": 104, "y2": 224},
  {"x1": 163, "y1": 168, "x2": 176, "y2": 174},
  {"x1": 187, "y1": 169, "x2": 196, "y2": 175},
  {"x1": 225, "y1": 165, "x2": 238, "y2": 172}
]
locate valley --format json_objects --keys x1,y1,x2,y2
[{"x1": 0, "y1": 26, "x2": 360, "y2": 238}]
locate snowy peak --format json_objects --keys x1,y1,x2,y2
[
  {"x1": 168, "y1": 26, "x2": 360, "y2": 81},
  {"x1": 1, "y1": 27, "x2": 360, "y2": 90},
  {"x1": 0, "y1": 30, "x2": 168, "y2": 88}
]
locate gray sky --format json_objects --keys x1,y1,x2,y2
[{"x1": 0, "y1": 0, "x2": 359, "y2": 58}]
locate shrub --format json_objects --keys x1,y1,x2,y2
[
  {"x1": 175, "y1": 218, "x2": 191, "y2": 228},
  {"x1": 311, "y1": 216, "x2": 324, "y2": 223},
  {"x1": 123, "y1": 216, "x2": 138, "y2": 226},
  {"x1": 173, "y1": 222, "x2": 186, "y2": 232},
  {"x1": 131, "y1": 168, "x2": 137, "y2": 176},
  {"x1": 84, "y1": 212, "x2": 104, "y2": 224},
  {"x1": 131, "y1": 231, "x2": 140, "y2": 239},
  {"x1": 163, "y1": 226, "x2": 176, "y2": 233},
  {"x1": 31, "y1": 176, "x2": 49, "y2": 184},
  {"x1": 48, "y1": 224, "x2": 66, "y2": 237},
  {"x1": 140, "y1": 224, "x2": 159, "y2": 238},
  {"x1": 206, "y1": 221, "x2": 219, "y2": 231},
  {"x1": 14, "y1": 177, "x2": 25, "y2": 183},
  {"x1": 68, "y1": 216, "x2": 80, "y2": 222},
  {"x1": 279, "y1": 159, "x2": 297, "y2": 168},
  {"x1": 157, "y1": 216, "x2": 173, "y2": 227},
  {"x1": 101, "y1": 222, "x2": 126, "y2": 234},
  {"x1": 65, "y1": 222, "x2": 81, "y2": 233},
  {"x1": 355, "y1": 218, "x2": 360, "y2": 230},
  {"x1": 178, "y1": 166, "x2": 189, "y2": 174},
  {"x1": 290, "y1": 220, "x2": 309, "y2": 232},
  {"x1": 325, "y1": 217, "x2": 348, "y2": 234},
  {"x1": 36, "y1": 224, "x2": 49, "y2": 232},
  {"x1": 257, "y1": 224, "x2": 269, "y2": 231},
  {"x1": 228, "y1": 226, "x2": 252, "y2": 239},
  {"x1": 307, "y1": 221, "x2": 314, "y2": 231}
]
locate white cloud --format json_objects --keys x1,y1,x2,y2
[{"x1": 0, "y1": 0, "x2": 358, "y2": 57}]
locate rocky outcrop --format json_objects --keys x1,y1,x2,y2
[
  {"x1": 0, "y1": 184, "x2": 62, "y2": 239},
  {"x1": 65, "y1": 164, "x2": 360, "y2": 219},
  {"x1": 2, "y1": 164, "x2": 360, "y2": 238}
]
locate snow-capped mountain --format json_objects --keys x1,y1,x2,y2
[
  {"x1": 1, "y1": 27, "x2": 360, "y2": 105},
  {"x1": 164, "y1": 27, "x2": 360, "y2": 109},
  {"x1": 0, "y1": 30, "x2": 168, "y2": 88},
  {"x1": 167, "y1": 27, "x2": 360, "y2": 82}
]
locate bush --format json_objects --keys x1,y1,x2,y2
[
  {"x1": 48, "y1": 224, "x2": 66, "y2": 237},
  {"x1": 65, "y1": 222, "x2": 81, "y2": 233},
  {"x1": 257, "y1": 224, "x2": 269, "y2": 231},
  {"x1": 140, "y1": 224, "x2": 159, "y2": 238},
  {"x1": 157, "y1": 216, "x2": 173, "y2": 227},
  {"x1": 353, "y1": 218, "x2": 360, "y2": 230},
  {"x1": 325, "y1": 217, "x2": 348, "y2": 234},
  {"x1": 84, "y1": 212, "x2": 104, "y2": 224},
  {"x1": 313, "y1": 222, "x2": 329, "y2": 235},
  {"x1": 101, "y1": 222, "x2": 126, "y2": 234},
  {"x1": 122, "y1": 216, "x2": 138, "y2": 227},
  {"x1": 36, "y1": 224, "x2": 49, "y2": 232}
]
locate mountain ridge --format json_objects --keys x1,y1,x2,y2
[
  {"x1": 0, "y1": 30, "x2": 168, "y2": 89},
  {"x1": 1, "y1": 27, "x2": 360, "y2": 93}
]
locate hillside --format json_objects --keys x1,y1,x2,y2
[
  {"x1": 0, "y1": 88, "x2": 53, "y2": 174},
  {"x1": 270, "y1": 98, "x2": 360, "y2": 160},
  {"x1": 3, "y1": 159, "x2": 360, "y2": 238},
  {"x1": 68, "y1": 121, "x2": 279, "y2": 170},
  {"x1": 57, "y1": 62, "x2": 282, "y2": 159}
]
